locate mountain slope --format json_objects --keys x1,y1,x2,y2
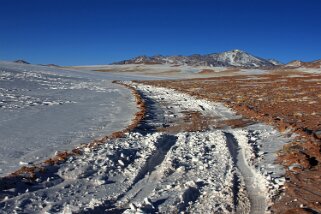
[{"x1": 113, "y1": 49, "x2": 279, "y2": 68}]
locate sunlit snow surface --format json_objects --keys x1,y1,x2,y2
[
  {"x1": 0, "y1": 61, "x2": 143, "y2": 176},
  {"x1": 0, "y1": 81, "x2": 292, "y2": 213}
]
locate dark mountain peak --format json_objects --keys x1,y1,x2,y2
[{"x1": 14, "y1": 59, "x2": 30, "y2": 64}]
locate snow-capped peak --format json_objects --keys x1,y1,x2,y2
[{"x1": 208, "y1": 50, "x2": 274, "y2": 67}]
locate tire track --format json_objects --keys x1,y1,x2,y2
[
  {"x1": 225, "y1": 132, "x2": 267, "y2": 214},
  {"x1": 117, "y1": 134, "x2": 178, "y2": 206}
]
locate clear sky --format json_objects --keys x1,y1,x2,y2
[{"x1": 0, "y1": 0, "x2": 320, "y2": 65}]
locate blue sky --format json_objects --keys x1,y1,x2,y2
[{"x1": 0, "y1": 0, "x2": 320, "y2": 65}]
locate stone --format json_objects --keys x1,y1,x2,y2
[{"x1": 313, "y1": 130, "x2": 321, "y2": 139}]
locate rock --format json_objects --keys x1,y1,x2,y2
[
  {"x1": 118, "y1": 160, "x2": 125, "y2": 166},
  {"x1": 294, "y1": 112, "x2": 303, "y2": 117},
  {"x1": 93, "y1": 177, "x2": 107, "y2": 186},
  {"x1": 19, "y1": 161, "x2": 28, "y2": 166},
  {"x1": 274, "y1": 177, "x2": 286, "y2": 185},
  {"x1": 129, "y1": 203, "x2": 137, "y2": 210},
  {"x1": 84, "y1": 147, "x2": 91, "y2": 153},
  {"x1": 143, "y1": 197, "x2": 155, "y2": 209},
  {"x1": 288, "y1": 163, "x2": 303, "y2": 173},
  {"x1": 313, "y1": 130, "x2": 321, "y2": 139}
]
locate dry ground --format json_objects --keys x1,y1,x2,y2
[{"x1": 138, "y1": 72, "x2": 321, "y2": 213}]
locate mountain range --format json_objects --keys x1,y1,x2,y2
[
  {"x1": 112, "y1": 49, "x2": 282, "y2": 68},
  {"x1": 11, "y1": 50, "x2": 320, "y2": 69}
]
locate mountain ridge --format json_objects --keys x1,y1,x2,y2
[{"x1": 112, "y1": 49, "x2": 282, "y2": 68}]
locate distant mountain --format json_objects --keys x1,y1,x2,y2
[
  {"x1": 303, "y1": 59, "x2": 321, "y2": 68},
  {"x1": 14, "y1": 59, "x2": 30, "y2": 64},
  {"x1": 285, "y1": 60, "x2": 303, "y2": 68},
  {"x1": 39, "y1": 64, "x2": 61, "y2": 67},
  {"x1": 112, "y1": 49, "x2": 280, "y2": 68},
  {"x1": 284, "y1": 59, "x2": 321, "y2": 69}
]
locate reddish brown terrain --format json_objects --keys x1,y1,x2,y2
[{"x1": 139, "y1": 72, "x2": 321, "y2": 213}]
